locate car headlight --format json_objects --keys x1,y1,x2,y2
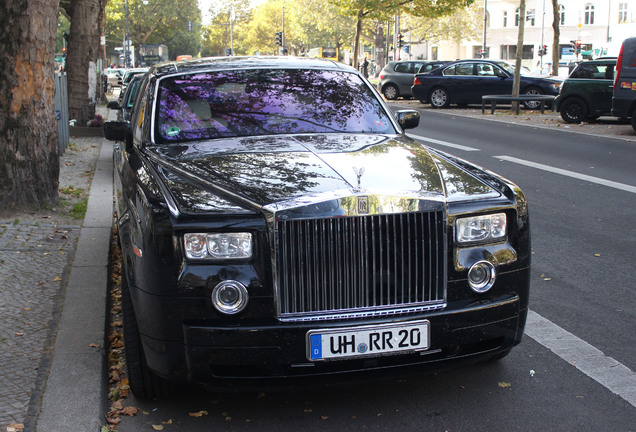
[
  {"x1": 184, "y1": 233, "x2": 252, "y2": 260},
  {"x1": 456, "y1": 213, "x2": 506, "y2": 244},
  {"x1": 550, "y1": 82, "x2": 562, "y2": 92}
]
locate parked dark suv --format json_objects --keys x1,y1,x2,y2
[
  {"x1": 612, "y1": 37, "x2": 636, "y2": 131},
  {"x1": 378, "y1": 60, "x2": 449, "y2": 100},
  {"x1": 555, "y1": 58, "x2": 616, "y2": 123}
]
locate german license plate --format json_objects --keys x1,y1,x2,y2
[{"x1": 306, "y1": 320, "x2": 430, "y2": 361}]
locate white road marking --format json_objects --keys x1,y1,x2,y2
[
  {"x1": 408, "y1": 134, "x2": 480, "y2": 152},
  {"x1": 525, "y1": 310, "x2": 636, "y2": 408},
  {"x1": 495, "y1": 155, "x2": 636, "y2": 194}
]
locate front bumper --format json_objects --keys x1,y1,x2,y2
[{"x1": 136, "y1": 270, "x2": 529, "y2": 387}]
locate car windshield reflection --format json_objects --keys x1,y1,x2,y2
[{"x1": 155, "y1": 69, "x2": 396, "y2": 143}]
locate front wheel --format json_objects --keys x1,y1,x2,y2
[
  {"x1": 630, "y1": 114, "x2": 636, "y2": 132},
  {"x1": 523, "y1": 87, "x2": 544, "y2": 109},
  {"x1": 560, "y1": 97, "x2": 588, "y2": 123},
  {"x1": 121, "y1": 268, "x2": 169, "y2": 399},
  {"x1": 429, "y1": 87, "x2": 450, "y2": 108}
]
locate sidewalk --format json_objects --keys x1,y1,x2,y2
[{"x1": 0, "y1": 105, "x2": 114, "y2": 432}]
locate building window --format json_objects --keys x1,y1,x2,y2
[
  {"x1": 500, "y1": 45, "x2": 534, "y2": 60},
  {"x1": 559, "y1": 5, "x2": 565, "y2": 25},
  {"x1": 515, "y1": 8, "x2": 520, "y2": 26},
  {"x1": 527, "y1": 9, "x2": 536, "y2": 26},
  {"x1": 585, "y1": 4, "x2": 595, "y2": 25},
  {"x1": 432, "y1": 46, "x2": 438, "y2": 61},
  {"x1": 503, "y1": 11, "x2": 508, "y2": 27},
  {"x1": 619, "y1": 3, "x2": 628, "y2": 24}
]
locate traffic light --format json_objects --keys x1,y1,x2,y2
[
  {"x1": 397, "y1": 33, "x2": 404, "y2": 48},
  {"x1": 539, "y1": 45, "x2": 548, "y2": 56},
  {"x1": 275, "y1": 31, "x2": 282, "y2": 46},
  {"x1": 576, "y1": 39, "x2": 582, "y2": 53}
]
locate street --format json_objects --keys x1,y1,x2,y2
[{"x1": 112, "y1": 107, "x2": 636, "y2": 431}]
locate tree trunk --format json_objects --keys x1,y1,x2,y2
[
  {"x1": 512, "y1": 0, "x2": 526, "y2": 111},
  {"x1": 353, "y1": 9, "x2": 363, "y2": 70},
  {"x1": 67, "y1": 0, "x2": 102, "y2": 125},
  {"x1": 0, "y1": 0, "x2": 60, "y2": 211},
  {"x1": 552, "y1": 0, "x2": 560, "y2": 76}
]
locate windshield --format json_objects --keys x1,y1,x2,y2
[{"x1": 155, "y1": 69, "x2": 396, "y2": 143}]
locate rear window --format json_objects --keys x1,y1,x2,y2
[
  {"x1": 155, "y1": 69, "x2": 396, "y2": 143},
  {"x1": 570, "y1": 63, "x2": 615, "y2": 79}
]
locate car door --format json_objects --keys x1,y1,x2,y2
[
  {"x1": 474, "y1": 62, "x2": 513, "y2": 99},
  {"x1": 570, "y1": 62, "x2": 615, "y2": 114},
  {"x1": 443, "y1": 62, "x2": 479, "y2": 104},
  {"x1": 393, "y1": 62, "x2": 420, "y2": 95}
]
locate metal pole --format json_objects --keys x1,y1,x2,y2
[
  {"x1": 482, "y1": 0, "x2": 487, "y2": 57},
  {"x1": 230, "y1": 6, "x2": 234, "y2": 55},
  {"x1": 540, "y1": 0, "x2": 545, "y2": 68},
  {"x1": 282, "y1": 6, "x2": 285, "y2": 49},
  {"x1": 125, "y1": 0, "x2": 130, "y2": 67}
]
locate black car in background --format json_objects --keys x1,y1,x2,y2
[
  {"x1": 107, "y1": 74, "x2": 145, "y2": 121},
  {"x1": 103, "y1": 56, "x2": 530, "y2": 398},
  {"x1": 412, "y1": 59, "x2": 562, "y2": 109},
  {"x1": 378, "y1": 60, "x2": 449, "y2": 100}
]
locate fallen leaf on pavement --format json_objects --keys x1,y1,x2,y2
[
  {"x1": 498, "y1": 382, "x2": 511, "y2": 388},
  {"x1": 7, "y1": 423, "x2": 25, "y2": 432},
  {"x1": 120, "y1": 406, "x2": 142, "y2": 417},
  {"x1": 189, "y1": 410, "x2": 208, "y2": 417},
  {"x1": 152, "y1": 425, "x2": 163, "y2": 431}
]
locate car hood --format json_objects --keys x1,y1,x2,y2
[{"x1": 143, "y1": 134, "x2": 502, "y2": 215}]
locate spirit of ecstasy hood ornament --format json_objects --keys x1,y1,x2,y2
[{"x1": 352, "y1": 167, "x2": 365, "y2": 192}]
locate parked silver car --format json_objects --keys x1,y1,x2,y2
[{"x1": 377, "y1": 60, "x2": 449, "y2": 100}]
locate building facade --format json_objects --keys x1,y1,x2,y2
[{"x1": 416, "y1": 0, "x2": 636, "y2": 69}]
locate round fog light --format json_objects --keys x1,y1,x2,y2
[
  {"x1": 468, "y1": 261, "x2": 496, "y2": 293},
  {"x1": 212, "y1": 280, "x2": 248, "y2": 314}
]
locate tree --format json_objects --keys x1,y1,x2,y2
[
  {"x1": 61, "y1": 0, "x2": 107, "y2": 124},
  {"x1": 512, "y1": 0, "x2": 526, "y2": 112},
  {"x1": 201, "y1": 0, "x2": 251, "y2": 57},
  {"x1": 551, "y1": 0, "x2": 560, "y2": 76},
  {"x1": 329, "y1": 0, "x2": 474, "y2": 69},
  {"x1": 105, "y1": 0, "x2": 201, "y2": 63},
  {"x1": 0, "y1": 0, "x2": 61, "y2": 210}
]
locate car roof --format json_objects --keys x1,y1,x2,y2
[{"x1": 148, "y1": 56, "x2": 355, "y2": 79}]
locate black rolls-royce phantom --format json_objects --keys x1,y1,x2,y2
[{"x1": 104, "y1": 56, "x2": 530, "y2": 398}]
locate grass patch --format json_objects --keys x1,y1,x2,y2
[
  {"x1": 68, "y1": 198, "x2": 88, "y2": 220},
  {"x1": 60, "y1": 186, "x2": 86, "y2": 197}
]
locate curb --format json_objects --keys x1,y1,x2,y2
[{"x1": 35, "y1": 134, "x2": 113, "y2": 431}]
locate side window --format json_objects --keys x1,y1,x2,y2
[
  {"x1": 394, "y1": 63, "x2": 412, "y2": 73},
  {"x1": 477, "y1": 63, "x2": 495, "y2": 76},
  {"x1": 571, "y1": 64, "x2": 598, "y2": 79},
  {"x1": 455, "y1": 63, "x2": 475, "y2": 76},
  {"x1": 131, "y1": 78, "x2": 149, "y2": 143}
]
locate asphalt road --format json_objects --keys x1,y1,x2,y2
[{"x1": 113, "y1": 109, "x2": 636, "y2": 432}]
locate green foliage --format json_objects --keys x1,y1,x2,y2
[{"x1": 105, "y1": 0, "x2": 202, "y2": 62}]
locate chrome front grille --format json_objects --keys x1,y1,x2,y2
[{"x1": 276, "y1": 210, "x2": 446, "y2": 321}]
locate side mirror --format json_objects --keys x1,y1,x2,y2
[
  {"x1": 395, "y1": 109, "x2": 420, "y2": 130},
  {"x1": 103, "y1": 121, "x2": 129, "y2": 142}
]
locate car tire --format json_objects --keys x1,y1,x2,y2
[
  {"x1": 382, "y1": 84, "x2": 399, "y2": 100},
  {"x1": 429, "y1": 87, "x2": 450, "y2": 108},
  {"x1": 121, "y1": 267, "x2": 170, "y2": 399},
  {"x1": 522, "y1": 87, "x2": 544, "y2": 109},
  {"x1": 560, "y1": 97, "x2": 588, "y2": 123},
  {"x1": 630, "y1": 114, "x2": 636, "y2": 132}
]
